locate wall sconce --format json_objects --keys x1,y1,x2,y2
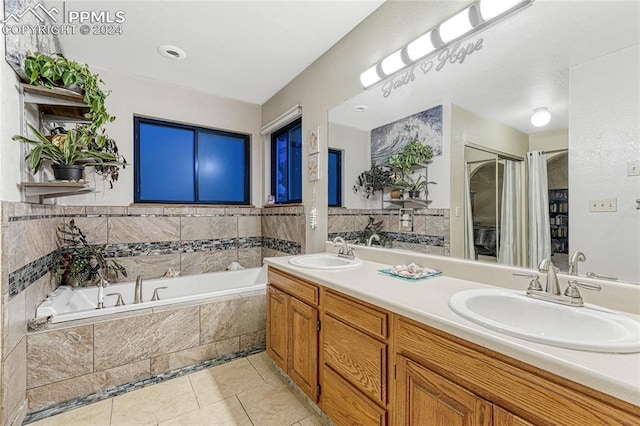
[
  {"x1": 530, "y1": 107, "x2": 551, "y2": 127},
  {"x1": 360, "y1": 0, "x2": 533, "y2": 88}
]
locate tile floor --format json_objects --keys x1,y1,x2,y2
[{"x1": 30, "y1": 352, "x2": 324, "y2": 426}]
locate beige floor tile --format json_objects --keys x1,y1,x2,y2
[
  {"x1": 29, "y1": 399, "x2": 113, "y2": 426},
  {"x1": 297, "y1": 414, "x2": 326, "y2": 426},
  {"x1": 247, "y1": 351, "x2": 282, "y2": 383},
  {"x1": 158, "y1": 396, "x2": 252, "y2": 426},
  {"x1": 237, "y1": 380, "x2": 313, "y2": 426},
  {"x1": 188, "y1": 358, "x2": 264, "y2": 407},
  {"x1": 111, "y1": 376, "x2": 199, "y2": 425}
]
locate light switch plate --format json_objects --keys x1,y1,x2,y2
[
  {"x1": 589, "y1": 198, "x2": 617, "y2": 212},
  {"x1": 627, "y1": 160, "x2": 640, "y2": 176}
]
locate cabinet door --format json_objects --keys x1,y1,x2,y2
[
  {"x1": 395, "y1": 355, "x2": 492, "y2": 426},
  {"x1": 494, "y1": 407, "x2": 534, "y2": 426},
  {"x1": 266, "y1": 285, "x2": 289, "y2": 371},
  {"x1": 288, "y1": 296, "x2": 319, "y2": 402}
]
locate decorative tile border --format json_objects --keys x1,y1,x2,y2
[
  {"x1": 22, "y1": 346, "x2": 266, "y2": 425},
  {"x1": 328, "y1": 208, "x2": 446, "y2": 218},
  {"x1": 328, "y1": 231, "x2": 445, "y2": 248},
  {"x1": 8, "y1": 236, "x2": 298, "y2": 299}
]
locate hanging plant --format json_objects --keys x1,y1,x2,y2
[{"x1": 353, "y1": 165, "x2": 395, "y2": 198}]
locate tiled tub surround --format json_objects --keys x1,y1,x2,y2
[
  {"x1": 1, "y1": 202, "x2": 304, "y2": 426},
  {"x1": 25, "y1": 289, "x2": 266, "y2": 412},
  {"x1": 328, "y1": 207, "x2": 450, "y2": 255}
]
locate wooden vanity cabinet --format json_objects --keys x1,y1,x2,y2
[
  {"x1": 320, "y1": 289, "x2": 391, "y2": 426},
  {"x1": 266, "y1": 268, "x2": 319, "y2": 402},
  {"x1": 394, "y1": 315, "x2": 640, "y2": 426}
]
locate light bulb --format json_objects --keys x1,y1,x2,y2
[
  {"x1": 531, "y1": 107, "x2": 551, "y2": 127},
  {"x1": 407, "y1": 30, "x2": 437, "y2": 61},
  {"x1": 479, "y1": 0, "x2": 526, "y2": 21},
  {"x1": 439, "y1": 7, "x2": 474, "y2": 43},
  {"x1": 381, "y1": 49, "x2": 406, "y2": 75},
  {"x1": 360, "y1": 65, "x2": 382, "y2": 88}
]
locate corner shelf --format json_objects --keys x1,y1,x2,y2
[
  {"x1": 19, "y1": 182, "x2": 95, "y2": 202},
  {"x1": 382, "y1": 161, "x2": 433, "y2": 209}
]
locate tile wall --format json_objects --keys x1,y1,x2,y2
[
  {"x1": 0, "y1": 202, "x2": 305, "y2": 425},
  {"x1": 328, "y1": 207, "x2": 450, "y2": 256}
]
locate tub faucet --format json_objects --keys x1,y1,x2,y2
[
  {"x1": 568, "y1": 251, "x2": 586, "y2": 275},
  {"x1": 367, "y1": 234, "x2": 380, "y2": 247},
  {"x1": 134, "y1": 275, "x2": 143, "y2": 304}
]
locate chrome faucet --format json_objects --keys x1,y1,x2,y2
[
  {"x1": 538, "y1": 259, "x2": 561, "y2": 295},
  {"x1": 333, "y1": 236, "x2": 355, "y2": 259},
  {"x1": 367, "y1": 234, "x2": 380, "y2": 247},
  {"x1": 134, "y1": 275, "x2": 143, "y2": 304},
  {"x1": 569, "y1": 251, "x2": 586, "y2": 275}
]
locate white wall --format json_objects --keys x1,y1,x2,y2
[
  {"x1": 529, "y1": 128, "x2": 568, "y2": 152},
  {"x1": 569, "y1": 45, "x2": 640, "y2": 283},
  {"x1": 0, "y1": 38, "x2": 23, "y2": 202}
]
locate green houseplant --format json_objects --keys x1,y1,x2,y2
[
  {"x1": 353, "y1": 165, "x2": 395, "y2": 198},
  {"x1": 388, "y1": 141, "x2": 433, "y2": 176},
  {"x1": 16, "y1": 52, "x2": 126, "y2": 186},
  {"x1": 395, "y1": 174, "x2": 436, "y2": 199},
  {"x1": 54, "y1": 219, "x2": 127, "y2": 286},
  {"x1": 13, "y1": 124, "x2": 120, "y2": 181}
]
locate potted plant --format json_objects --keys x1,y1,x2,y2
[
  {"x1": 395, "y1": 174, "x2": 436, "y2": 199},
  {"x1": 13, "y1": 124, "x2": 121, "y2": 181},
  {"x1": 17, "y1": 52, "x2": 126, "y2": 186},
  {"x1": 53, "y1": 219, "x2": 127, "y2": 286},
  {"x1": 353, "y1": 165, "x2": 395, "y2": 198},
  {"x1": 388, "y1": 141, "x2": 433, "y2": 176}
]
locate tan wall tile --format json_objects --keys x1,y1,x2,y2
[
  {"x1": 150, "y1": 337, "x2": 239, "y2": 374},
  {"x1": 328, "y1": 215, "x2": 355, "y2": 234},
  {"x1": 111, "y1": 254, "x2": 181, "y2": 282},
  {"x1": 2, "y1": 338, "x2": 26, "y2": 425},
  {"x1": 238, "y1": 248, "x2": 261, "y2": 269},
  {"x1": 64, "y1": 217, "x2": 108, "y2": 245},
  {"x1": 108, "y1": 217, "x2": 180, "y2": 243},
  {"x1": 3, "y1": 292, "x2": 25, "y2": 359},
  {"x1": 238, "y1": 216, "x2": 261, "y2": 238},
  {"x1": 240, "y1": 329, "x2": 266, "y2": 351},
  {"x1": 86, "y1": 206, "x2": 127, "y2": 215},
  {"x1": 27, "y1": 325, "x2": 93, "y2": 388},
  {"x1": 26, "y1": 359, "x2": 150, "y2": 410},
  {"x1": 200, "y1": 295, "x2": 265, "y2": 344},
  {"x1": 127, "y1": 207, "x2": 164, "y2": 215},
  {"x1": 94, "y1": 307, "x2": 199, "y2": 370},
  {"x1": 180, "y1": 251, "x2": 238, "y2": 275},
  {"x1": 181, "y1": 216, "x2": 237, "y2": 241}
]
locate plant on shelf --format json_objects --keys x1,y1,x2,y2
[
  {"x1": 12, "y1": 124, "x2": 121, "y2": 181},
  {"x1": 359, "y1": 216, "x2": 391, "y2": 247},
  {"x1": 388, "y1": 141, "x2": 433, "y2": 176},
  {"x1": 15, "y1": 52, "x2": 126, "y2": 187},
  {"x1": 395, "y1": 173, "x2": 436, "y2": 199},
  {"x1": 53, "y1": 219, "x2": 127, "y2": 286},
  {"x1": 353, "y1": 165, "x2": 395, "y2": 198}
]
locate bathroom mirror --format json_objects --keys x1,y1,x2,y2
[{"x1": 327, "y1": 1, "x2": 639, "y2": 283}]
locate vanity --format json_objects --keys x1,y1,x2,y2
[{"x1": 264, "y1": 248, "x2": 640, "y2": 426}]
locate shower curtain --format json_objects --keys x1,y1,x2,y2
[
  {"x1": 464, "y1": 164, "x2": 476, "y2": 260},
  {"x1": 498, "y1": 160, "x2": 520, "y2": 265},
  {"x1": 527, "y1": 151, "x2": 551, "y2": 268}
]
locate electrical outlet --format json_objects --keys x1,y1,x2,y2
[
  {"x1": 628, "y1": 160, "x2": 640, "y2": 176},
  {"x1": 589, "y1": 198, "x2": 617, "y2": 212}
]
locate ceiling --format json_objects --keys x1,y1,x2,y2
[
  {"x1": 330, "y1": 1, "x2": 640, "y2": 135},
  {"x1": 56, "y1": 0, "x2": 384, "y2": 105}
]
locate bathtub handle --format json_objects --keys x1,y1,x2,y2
[
  {"x1": 107, "y1": 293, "x2": 125, "y2": 307},
  {"x1": 151, "y1": 287, "x2": 168, "y2": 302}
]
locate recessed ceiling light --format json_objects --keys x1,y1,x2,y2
[
  {"x1": 158, "y1": 45, "x2": 186, "y2": 60},
  {"x1": 354, "y1": 105, "x2": 369, "y2": 112}
]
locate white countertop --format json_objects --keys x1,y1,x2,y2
[{"x1": 264, "y1": 253, "x2": 640, "y2": 407}]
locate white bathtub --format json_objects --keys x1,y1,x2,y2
[{"x1": 37, "y1": 266, "x2": 267, "y2": 323}]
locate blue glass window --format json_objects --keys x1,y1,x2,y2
[
  {"x1": 328, "y1": 149, "x2": 342, "y2": 207},
  {"x1": 271, "y1": 119, "x2": 302, "y2": 204},
  {"x1": 135, "y1": 117, "x2": 250, "y2": 204}
]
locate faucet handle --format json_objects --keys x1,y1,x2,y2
[
  {"x1": 513, "y1": 273, "x2": 542, "y2": 291},
  {"x1": 107, "y1": 293, "x2": 125, "y2": 306},
  {"x1": 151, "y1": 287, "x2": 168, "y2": 302},
  {"x1": 566, "y1": 279, "x2": 602, "y2": 293},
  {"x1": 563, "y1": 280, "x2": 602, "y2": 306}
]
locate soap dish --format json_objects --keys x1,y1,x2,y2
[{"x1": 379, "y1": 264, "x2": 442, "y2": 281}]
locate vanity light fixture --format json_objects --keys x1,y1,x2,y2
[
  {"x1": 359, "y1": 0, "x2": 531, "y2": 89},
  {"x1": 158, "y1": 45, "x2": 187, "y2": 60},
  {"x1": 531, "y1": 107, "x2": 551, "y2": 127}
]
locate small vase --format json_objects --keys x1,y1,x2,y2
[
  {"x1": 390, "y1": 189, "x2": 403, "y2": 200},
  {"x1": 408, "y1": 190, "x2": 421, "y2": 199},
  {"x1": 52, "y1": 165, "x2": 84, "y2": 181}
]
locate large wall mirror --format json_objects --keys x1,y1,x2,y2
[{"x1": 327, "y1": 1, "x2": 639, "y2": 283}]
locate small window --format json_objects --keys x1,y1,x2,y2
[
  {"x1": 134, "y1": 117, "x2": 250, "y2": 204},
  {"x1": 328, "y1": 149, "x2": 343, "y2": 207},
  {"x1": 271, "y1": 118, "x2": 302, "y2": 204}
]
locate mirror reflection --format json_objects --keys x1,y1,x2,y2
[{"x1": 327, "y1": 1, "x2": 639, "y2": 283}]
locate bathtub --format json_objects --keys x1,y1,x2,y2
[{"x1": 37, "y1": 266, "x2": 267, "y2": 323}]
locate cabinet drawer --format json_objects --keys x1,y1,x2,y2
[
  {"x1": 323, "y1": 315, "x2": 386, "y2": 405},
  {"x1": 322, "y1": 365, "x2": 386, "y2": 426},
  {"x1": 268, "y1": 268, "x2": 319, "y2": 306},
  {"x1": 325, "y1": 290, "x2": 388, "y2": 339}
]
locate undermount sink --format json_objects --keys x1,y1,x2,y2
[
  {"x1": 449, "y1": 288, "x2": 640, "y2": 353},
  {"x1": 288, "y1": 254, "x2": 362, "y2": 270}
]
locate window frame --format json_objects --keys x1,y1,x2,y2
[
  {"x1": 134, "y1": 116, "x2": 251, "y2": 205},
  {"x1": 270, "y1": 118, "x2": 303, "y2": 204},
  {"x1": 328, "y1": 148, "x2": 343, "y2": 207}
]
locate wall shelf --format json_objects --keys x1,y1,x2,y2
[{"x1": 19, "y1": 182, "x2": 94, "y2": 201}]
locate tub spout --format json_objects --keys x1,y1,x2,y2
[{"x1": 134, "y1": 275, "x2": 143, "y2": 304}]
